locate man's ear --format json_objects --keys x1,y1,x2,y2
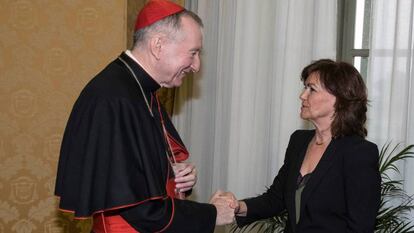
[{"x1": 149, "y1": 36, "x2": 162, "y2": 60}]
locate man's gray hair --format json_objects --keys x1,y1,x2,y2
[{"x1": 132, "y1": 10, "x2": 203, "y2": 48}]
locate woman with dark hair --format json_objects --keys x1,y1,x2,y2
[{"x1": 234, "y1": 59, "x2": 381, "y2": 232}]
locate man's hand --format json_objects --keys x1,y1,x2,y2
[
  {"x1": 173, "y1": 162, "x2": 197, "y2": 193},
  {"x1": 209, "y1": 190, "x2": 238, "y2": 225}
]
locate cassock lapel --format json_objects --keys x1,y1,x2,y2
[
  {"x1": 285, "y1": 131, "x2": 314, "y2": 231},
  {"x1": 299, "y1": 137, "x2": 343, "y2": 218}
]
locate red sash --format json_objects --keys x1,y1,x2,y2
[{"x1": 93, "y1": 213, "x2": 138, "y2": 233}]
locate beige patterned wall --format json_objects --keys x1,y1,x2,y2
[
  {"x1": 0, "y1": 1, "x2": 128, "y2": 232},
  {"x1": 0, "y1": 0, "x2": 187, "y2": 232}
]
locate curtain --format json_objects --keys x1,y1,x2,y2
[
  {"x1": 367, "y1": 0, "x2": 414, "y2": 220},
  {"x1": 174, "y1": 0, "x2": 337, "y2": 204}
]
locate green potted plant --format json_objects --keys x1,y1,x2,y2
[
  {"x1": 375, "y1": 143, "x2": 414, "y2": 232},
  {"x1": 228, "y1": 143, "x2": 414, "y2": 233}
]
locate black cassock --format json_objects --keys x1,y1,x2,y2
[{"x1": 55, "y1": 52, "x2": 216, "y2": 232}]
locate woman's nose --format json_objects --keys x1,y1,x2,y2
[{"x1": 299, "y1": 89, "x2": 307, "y2": 100}]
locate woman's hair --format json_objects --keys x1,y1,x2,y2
[{"x1": 301, "y1": 59, "x2": 368, "y2": 138}]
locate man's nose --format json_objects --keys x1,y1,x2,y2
[{"x1": 191, "y1": 54, "x2": 201, "y2": 73}]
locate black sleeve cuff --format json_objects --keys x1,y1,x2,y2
[{"x1": 166, "y1": 199, "x2": 216, "y2": 233}]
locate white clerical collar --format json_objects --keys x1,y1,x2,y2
[
  {"x1": 125, "y1": 50, "x2": 143, "y2": 66},
  {"x1": 125, "y1": 50, "x2": 160, "y2": 83},
  {"x1": 125, "y1": 50, "x2": 164, "y2": 87}
]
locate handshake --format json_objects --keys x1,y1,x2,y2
[
  {"x1": 209, "y1": 190, "x2": 246, "y2": 225},
  {"x1": 172, "y1": 163, "x2": 245, "y2": 225}
]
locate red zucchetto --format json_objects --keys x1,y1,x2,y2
[{"x1": 135, "y1": 0, "x2": 185, "y2": 31}]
